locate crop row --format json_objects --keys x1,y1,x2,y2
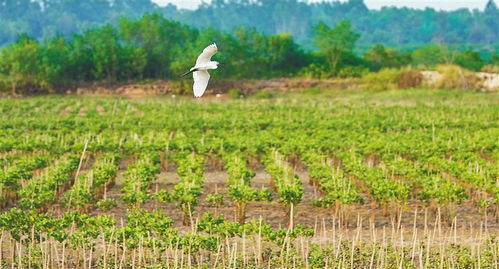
[
  {"x1": 262, "y1": 149, "x2": 303, "y2": 227},
  {"x1": 63, "y1": 153, "x2": 121, "y2": 211},
  {"x1": 338, "y1": 151, "x2": 410, "y2": 215},
  {"x1": 219, "y1": 150, "x2": 272, "y2": 224},
  {"x1": 169, "y1": 151, "x2": 206, "y2": 225},
  {"x1": 301, "y1": 150, "x2": 362, "y2": 209},
  {"x1": 0, "y1": 153, "x2": 52, "y2": 206},
  {"x1": 121, "y1": 151, "x2": 161, "y2": 207},
  {"x1": 18, "y1": 154, "x2": 80, "y2": 211}
]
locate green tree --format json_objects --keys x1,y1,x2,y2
[
  {"x1": 119, "y1": 46, "x2": 148, "y2": 79},
  {"x1": 455, "y1": 50, "x2": 485, "y2": 71},
  {"x1": 411, "y1": 45, "x2": 455, "y2": 67},
  {"x1": 485, "y1": 0, "x2": 498, "y2": 13},
  {"x1": 492, "y1": 54, "x2": 499, "y2": 65},
  {"x1": 267, "y1": 33, "x2": 309, "y2": 75},
  {"x1": 364, "y1": 44, "x2": 406, "y2": 71},
  {"x1": 0, "y1": 34, "x2": 40, "y2": 95},
  {"x1": 313, "y1": 20, "x2": 360, "y2": 76},
  {"x1": 66, "y1": 34, "x2": 93, "y2": 81},
  {"x1": 37, "y1": 35, "x2": 69, "y2": 90},
  {"x1": 119, "y1": 13, "x2": 196, "y2": 79},
  {"x1": 84, "y1": 25, "x2": 122, "y2": 81}
]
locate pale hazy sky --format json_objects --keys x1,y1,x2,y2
[{"x1": 152, "y1": 0, "x2": 489, "y2": 10}]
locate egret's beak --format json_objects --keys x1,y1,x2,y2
[{"x1": 180, "y1": 69, "x2": 196, "y2": 77}]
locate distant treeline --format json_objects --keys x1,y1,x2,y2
[
  {"x1": 0, "y1": 14, "x2": 498, "y2": 95},
  {"x1": 0, "y1": 0, "x2": 498, "y2": 50}
]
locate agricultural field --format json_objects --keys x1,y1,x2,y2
[{"x1": 0, "y1": 89, "x2": 498, "y2": 268}]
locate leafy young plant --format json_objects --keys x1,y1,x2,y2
[
  {"x1": 220, "y1": 151, "x2": 272, "y2": 224},
  {"x1": 205, "y1": 193, "x2": 224, "y2": 207},
  {"x1": 96, "y1": 198, "x2": 118, "y2": 211},
  {"x1": 153, "y1": 190, "x2": 173, "y2": 203}
]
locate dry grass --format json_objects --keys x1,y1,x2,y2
[{"x1": 435, "y1": 64, "x2": 483, "y2": 90}]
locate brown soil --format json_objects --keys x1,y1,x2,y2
[
  {"x1": 78, "y1": 106, "x2": 88, "y2": 116},
  {"x1": 96, "y1": 105, "x2": 105, "y2": 115},
  {"x1": 127, "y1": 105, "x2": 143, "y2": 116},
  {"x1": 59, "y1": 105, "x2": 72, "y2": 116},
  {"x1": 69, "y1": 78, "x2": 360, "y2": 97},
  {"x1": 0, "y1": 150, "x2": 18, "y2": 158}
]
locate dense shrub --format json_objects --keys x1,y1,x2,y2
[
  {"x1": 338, "y1": 65, "x2": 369, "y2": 78},
  {"x1": 362, "y1": 68, "x2": 402, "y2": 90},
  {"x1": 253, "y1": 89, "x2": 273, "y2": 99},
  {"x1": 228, "y1": 88, "x2": 244, "y2": 98},
  {"x1": 298, "y1": 64, "x2": 329, "y2": 79},
  {"x1": 397, "y1": 70, "x2": 423, "y2": 88},
  {"x1": 455, "y1": 50, "x2": 486, "y2": 71}
]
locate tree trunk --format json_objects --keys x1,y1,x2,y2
[
  {"x1": 236, "y1": 202, "x2": 247, "y2": 225},
  {"x1": 329, "y1": 54, "x2": 341, "y2": 76},
  {"x1": 382, "y1": 204, "x2": 388, "y2": 217},
  {"x1": 11, "y1": 80, "x2": 16, "y2": 97},
  {"x1": 182, "y1": 204, "x2": 192, "y2": 226}
]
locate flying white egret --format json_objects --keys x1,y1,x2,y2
[{"x1": 181, "y1": 43, "x2": 219, "y2": 98}]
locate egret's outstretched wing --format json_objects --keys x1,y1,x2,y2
[
  {"x1": 196, "y1": 43, "x2": 218, "y2": 65},
  {"x1": 193, "y1": 70, "x2": 210, "y2": 97}
]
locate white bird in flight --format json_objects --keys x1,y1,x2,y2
[{"x1": 181, "y1": 43, "x2": 219, "y2": 98}]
